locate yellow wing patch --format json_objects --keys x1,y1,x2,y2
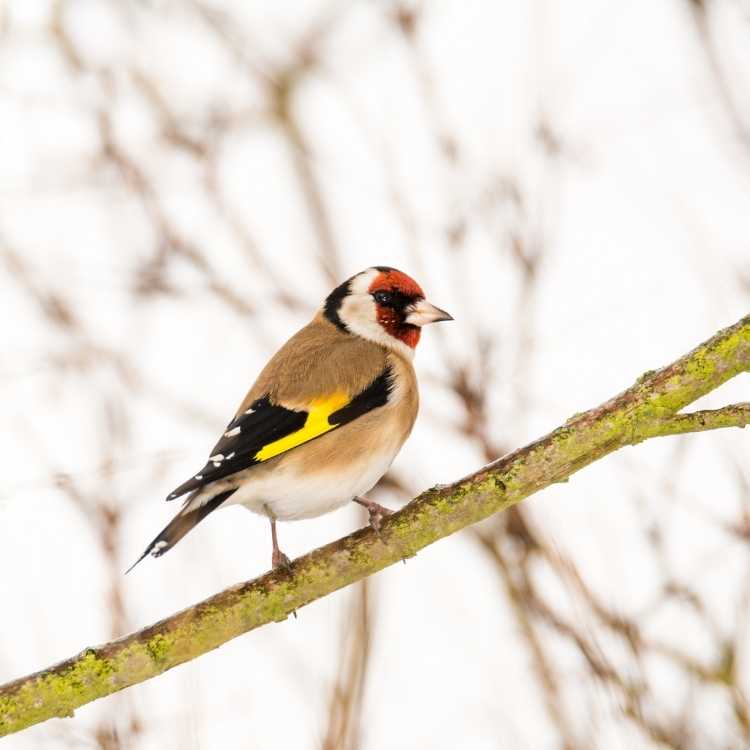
[{"x1": 254, "y1": 391, "x2": 350, "y2": 461}]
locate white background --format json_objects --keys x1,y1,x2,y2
[{"x1": 1, "y1": 1, "x2": 749, "y2": 747}]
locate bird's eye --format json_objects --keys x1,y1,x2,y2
[{"x1": 373, "y1": 291, "x2": 394, "y2": 306}]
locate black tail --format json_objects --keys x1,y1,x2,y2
[{"x1": 126, "y1": 489, "x2": 236, "y2": 574}]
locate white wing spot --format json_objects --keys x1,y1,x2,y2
[
  {"x1": 151, "y1": 541, "x2": 168, "y2": 556},
  {"x1": 224, "y1": 426, "x2": 241, "y2": 438},
  {"x1": 226, "y1": 452, "x2": 235, "y2": 460},
  {"x1": 209, "y1": 453, "x2": 224, "y2": 462},
  {"x1": 244, "y1": 407, "x2": 255, "y2": 415},
  {"x1": 194, "y1": 474, "x2": 203, "y2": 480}
]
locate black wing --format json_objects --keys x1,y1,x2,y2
[{"x1": 166, "y1": 366, "x2": 393, "y2": 501}]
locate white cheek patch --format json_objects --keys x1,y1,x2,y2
[{"x1": 339, "y1": 294, "x2": 377, "y2": 330}]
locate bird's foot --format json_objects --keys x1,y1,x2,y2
[
  {"x1": 367, "y1": 503, "x2": 393, "y2": 533},
  {"x1": 353, "y1": 496, "x2": 394, "y2": 534},
  {"x1": 272, "y1": 548, "x2": 292, "y2": 572}
]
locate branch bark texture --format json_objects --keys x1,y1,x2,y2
[{"x1": 2, "y1": 315, "x2": 750, "y2": 736}]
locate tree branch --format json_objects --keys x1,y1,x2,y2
[
  {"x1": 2, "y1": 314, "x2": 749, "y2": 737},
  {"x1": 638, "y1": 403, "x2": 750, "y2": 439}
]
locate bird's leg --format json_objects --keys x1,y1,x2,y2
[
  {"x1": 268, "y1": 515, "x2": 297, "y2": 618},
  {"x1": 269, "y1": 516, "x2": 291, "y2": 571},
  {"x1": 353, "y1": 495, "x2": 393, "y2": 533}
]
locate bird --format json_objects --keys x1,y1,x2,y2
[{"x1": 127, "y1": 266, "x2": 452, "y2": 573}]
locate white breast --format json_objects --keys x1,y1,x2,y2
[{"x1": 227, "y1": 448, "x2": 399, "y2": 521}]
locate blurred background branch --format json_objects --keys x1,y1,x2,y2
[{"x1": 1, "y1": 1, "x2": 749, "y2": 747}]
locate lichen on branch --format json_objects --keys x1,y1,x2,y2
[{"x1": 1, "y1": 314, "x2": 749, "y2": 737}]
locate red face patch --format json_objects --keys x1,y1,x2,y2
[
  {"x1": 368, "y1": 267, "x2": 424, "y2": 349},
  {"x1": 373, "y1": 305, "x2": 421, "y2": 348}
]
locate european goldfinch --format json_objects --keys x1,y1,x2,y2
[{"x1": 128, "y1": 266, "x2": 452, "y2": 572}]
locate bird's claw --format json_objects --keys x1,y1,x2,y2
[
  {"x1": 367, "y1": 503, "x2": 393, "y2": 535},
  {"x1": 272, "y1": 549, "x2": 292, "y2": 572}
]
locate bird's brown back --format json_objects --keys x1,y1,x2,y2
[{"x1": 238, "y1": 313, "x2": 389, "y2": 412}]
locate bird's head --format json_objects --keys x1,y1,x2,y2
[{"x1": 323, "y1": 266, "x2": 453, "y2": 357}]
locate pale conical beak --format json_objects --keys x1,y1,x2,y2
[{"x1": 404, "y1": 299, "x2": 454, "y2": 326}]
